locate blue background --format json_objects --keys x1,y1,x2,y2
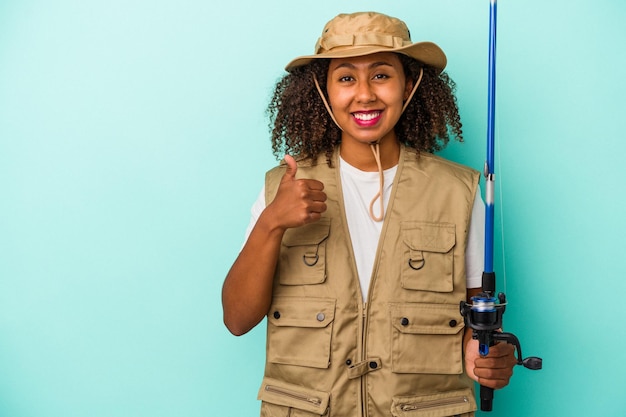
[{"x1": 1, "y1": 0, "x2": 625, "y2": 416}]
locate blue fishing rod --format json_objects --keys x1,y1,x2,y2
[{"x1": 460, "y1": 0, "x2": 542, "y2": 412}]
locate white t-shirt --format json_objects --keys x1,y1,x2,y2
[{"x1": 243, "y1": 157, "x2": 485, "y2": 300}]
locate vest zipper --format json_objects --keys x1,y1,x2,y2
[
  {"x1": 399, "y1": 395, "x2": 469, "y2": 412},
  {"x1": 264, "y1": 385, "x2": 323, "y2": 407},
  {"x1": 360, "y1": 300, "x2": 369, "y2": 417}
]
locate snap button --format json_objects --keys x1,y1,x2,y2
[
  {"x1": 400, "y1": 317, "x2": 409, "y2": 326},
  {"x1": 345, "y1": 359, "x2": 352, "y2": 366},
  {"x1": 369, "y1": 361, "x2": 378, "y2": 369},
  {"x1": 316, "y1": 312, "x2": 325, "y2": 322},
  {"x1": 449, "y1": 319, "x2": 457, "y2": 327},
  {"x1": 273, "y1": 311, "x2": 281, "y2": 319}
]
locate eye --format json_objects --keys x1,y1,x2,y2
[
  {"x1": 338, "y1": 75, "x2": 354, "y2": 82},
  {"x1": 373, "y1": 73, "x2": 390, "y2": 80}
]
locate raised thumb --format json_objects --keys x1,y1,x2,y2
[{"x1": 282, "y1": 154, "x2": 297, "y2": 181}]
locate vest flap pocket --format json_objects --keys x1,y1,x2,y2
[
  {"x1": 268, "y1": 297, "x2": 335, "y2": 328},
  {"x1": 400, "y1": 221, "x2": 456, "y2": 293},
  {"x1": 391, "y1": 388, "x2": 476, "y2": 417},
  {"x1": 279, "y1": 218, "x2": 330, "y2": 286},
  {"x1": 282, "y1": 218, "x2": 330, "y2": 247},
  {"x1": 401, "y1": 221, "x2": 455, "y2": 253},
  {"x1": 258, "y1": 376, "x2": 330, "y2": 415},
  {"x1": 391, "y1": 303, "x2": 464, "y2": 336},
  {"x1": 389, "y1": 303, "x2": 464, "y2": 374},
  {"x1": 267, "y1": 297, "x2": 336, "y2": 369}
]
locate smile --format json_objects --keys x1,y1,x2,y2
[
  {"x1": 352, "y1": 111, "x2": 383, "y2": 127},
  {"x1": 353, "y1": 111, "x2": 381, "y2": 121}
]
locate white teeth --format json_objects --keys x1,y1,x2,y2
[{"x1": 353, "y1": 112, "x2": 380, "y2": 121}]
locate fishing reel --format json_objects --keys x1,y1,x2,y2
[{"x1": 460, "y1": 272, "x2": 542, "y2": 412}]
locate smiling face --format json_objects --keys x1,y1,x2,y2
[{"x1": 326, "y1": 52, "x2": 413, "y2": 157}]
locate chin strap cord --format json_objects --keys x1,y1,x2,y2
[
  {"x1": 312, "y1": 67, "x2": 423, "y2": 133},
  {"x1": 313, "y1": 74, "x2": 343, "y2": 130},
  {"x1": 367, "y1": 68, "x2": 423, "y2": 222},
  {"x1": 401, "y1": 67, "x2": 423, "y2": 113},
  {"x1": 313, "y1": 67, "x2": 424, "y2": 222},
  {"x1": 368, "y1": 142, "x2": 384, "y2": 222}
]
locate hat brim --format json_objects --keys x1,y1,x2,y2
[{"x1": 285, "y1": 41, "x2": 447, "y2": 72}]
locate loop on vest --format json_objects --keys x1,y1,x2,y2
[
  {"x1": 408, "y1": 252, "x2": 425, "y2": 270},
  {"x1": 303, "y1": 248, "x2": 320, "y2": 266}
]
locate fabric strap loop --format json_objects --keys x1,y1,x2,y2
[
  {"x1": 318, "y1": 33, "x2": 407, "y2": 53},
  {"x1": 347, "y1": 358, "x2": 383, "y2": 379}
]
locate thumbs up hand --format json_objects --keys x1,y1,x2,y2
[{"x1": 266, "y1": 155, "x2": 327, "y2": 230}]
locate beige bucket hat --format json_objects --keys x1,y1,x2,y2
[{"x1": 285, "y1": 11, "x2": 447, "y2": 72}]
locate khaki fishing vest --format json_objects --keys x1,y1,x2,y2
[{"x1": 258, "y1": 145, "x2": 480, "y2": 417}]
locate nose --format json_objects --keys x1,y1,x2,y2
[{"x1": 356, "y1": 80, "x2": 376, "y2": 103}]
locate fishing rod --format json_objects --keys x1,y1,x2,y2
[{"x1": 460, "y1": 0, "x2": 542, "y2": 412}]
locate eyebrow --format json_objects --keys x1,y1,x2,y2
[{"x1": 331, "y1": 61, "x2": 395, "y2": 71}]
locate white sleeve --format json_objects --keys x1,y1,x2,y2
[
  {"x1": 465, "y1": 187, "x2": 485, "y2": 289},
  {"x1": 242, "y1": 186, "x2": 266, "y2": 248}
]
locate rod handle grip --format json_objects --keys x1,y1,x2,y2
[{"x1": 480, "y1": 384, "x2": 494, "y2": 411}]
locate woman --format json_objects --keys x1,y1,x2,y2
[{"x1": 222, "y1": 11, "x2": 516, "y2": 417}]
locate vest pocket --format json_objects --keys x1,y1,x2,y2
[
  {"x1": 400, "y1": 221, "x2": 456, "y2": 292},
  {"x1": 267, "y1": 296, "x2": 336, "y2": 369},
  {"x1": 389, "y1": 303, "x2": 464, "y2": 374},
  {"x1": 279, "y1": 218, "x2": 330, "y2": 285},
  {"x1": 391, "y1": 388, "x2": 476, "y2": 416},
  {"x1": 258, "y1": 377, "x2": 330, "y2": 417}
]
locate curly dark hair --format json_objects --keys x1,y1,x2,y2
[{"x1": 266, "y1": 54, "x2": 463, "y2": 164}]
